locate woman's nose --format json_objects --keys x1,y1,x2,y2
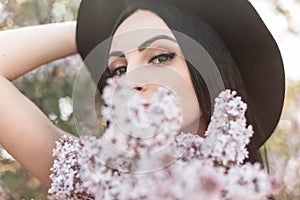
[{"x1": 124, "y1": 53, "x2": 152, "y2": 92}]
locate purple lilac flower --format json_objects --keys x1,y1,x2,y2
[{"x1": 48, "y1": 78, "x2": 281, "y2": 199}]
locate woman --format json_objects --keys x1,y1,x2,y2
[
  {"x1": 0, "y1": 0, "x2": 284, "y2": 190},
  {"x1": 78, "y1": 0, "x2": 285, "y2": 166}
]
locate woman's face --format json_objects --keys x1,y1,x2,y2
[{"x1": 108, "y1": 10, "x2": 205, "y2": 135}]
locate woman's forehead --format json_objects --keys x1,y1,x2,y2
[{"x1": 110, "y1": 10, "x2": 177, "y2": 53}]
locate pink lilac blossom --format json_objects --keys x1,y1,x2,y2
[
  {"x1": 101, "y1": 76, "x2": 181, "y2": 154},
  {"x1": 223, "y1": 163, "x2": 275, "y2": 200},
  {"x1": 144, "y1": 159, "x2": 225, "y2": 200},
  {"x1": 109, "y1": 159, "x2": 225, "y2": 200},
  {"x1": 48, "y1": 135, "x2": 92, "y2": 200},
  {"x1": 170, "y1": 132, "x2": 205, "y2": 161},
  {"x1": 0, "y1": 179, "x2": 10, "y2": 200},
  {"x1": 48, "y1": 77, "x2": 281, "y2": 199},
  {"x1": 284, "y1": 151, "x2": 300, "y2": 195},
  {"x1": 202, "y1": 90, "x2": 254, "y2": 165},
  {"x1": 0, "y1": 2, "x2": 8, "y2": 25},
  {"x1": 76, "y1": 136, "x2": 116, "y2": 199}
]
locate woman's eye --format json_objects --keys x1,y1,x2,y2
[
  {"x1": 111, "y1": 66, "x2": 127, "y2": 76},
  {"x1": 149, "y1": 52, "x2": 176, "y2": 65}
]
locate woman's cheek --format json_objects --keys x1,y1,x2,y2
[{"x1": 170, "y1": 61, "x2": 201, "y2": 130}]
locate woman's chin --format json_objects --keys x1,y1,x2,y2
[{"x1": 180, "y1": 117, "x2": 206, "y2": 137}]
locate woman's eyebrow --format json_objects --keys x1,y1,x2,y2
[
  {"x1": 108, "y1": 51, "x2": 125, "y2": 59},
  {"x1": 108, "y1": 35, "x2": 177, "y2": 60},
  {"x1": 137, "y1": 34, "x2": 177, "y2": 52}
]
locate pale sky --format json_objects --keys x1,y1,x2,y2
[{"x1": 250, "y1": 0, "x2": 300, "y2": 81}]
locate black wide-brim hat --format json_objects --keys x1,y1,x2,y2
[{"x1": 76, "y1": 0, "x2": 285, "y2": 148}]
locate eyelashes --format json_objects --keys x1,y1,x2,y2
[
  {"x1": 148, "y1": 51, "x2": 176, "y2": 65},
  {"x1": 108, "y1": 51, "x2": 177, "y2": 77},
  {"x1": 110, "y1": 66, "x2": 126, "y2": 76}
]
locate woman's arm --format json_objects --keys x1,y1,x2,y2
[
  {"x1": 0, "y1": 75, "x2": 71, "y2": 188},
  {"x1": 0, "y1": 22, "x2": 78, "y2": 188},
  {"x1": 0, "y1": 21, "x2": 77, "y2": 80}
]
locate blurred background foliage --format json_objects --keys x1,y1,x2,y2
[
  {"x1": 0, "y1": 0, "x2": 299, "y2": 199},
  {"x1": 0, "y1": 0, "x2": 81, "y2": 199}
]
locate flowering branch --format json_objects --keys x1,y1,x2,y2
[{"x1": 49, "y1": 77, "x2": 282, "y2": 200}]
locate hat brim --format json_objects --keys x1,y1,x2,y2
[{"x1": 76, "y1": 0, "x2": 285, "y2": 148}]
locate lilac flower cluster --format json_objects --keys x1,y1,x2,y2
[
  {"x1": 0, "y1": 181, "x2": 10, "y2": 200},
  {"x1": 0, "y1": 2, "x2": 8, "y2": 25},
  {"x1": 102, "y1": 77, "x2": 181, "y2": 156},
  {"x1": 202, "y1": 90, "x2": 254, "y2": 166},
  {"x1": 284, "y1": 150, "x2": 300, "y2": 195},
  {"x1": 48, "y1": 135, "x2": 91, "y2": 199},
  {"x1": 0, "y1": 149, "x2": 11, "y2": 199},
  {"x1": 49, "y1": 77, "x2": 281, "y2": 199}
]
